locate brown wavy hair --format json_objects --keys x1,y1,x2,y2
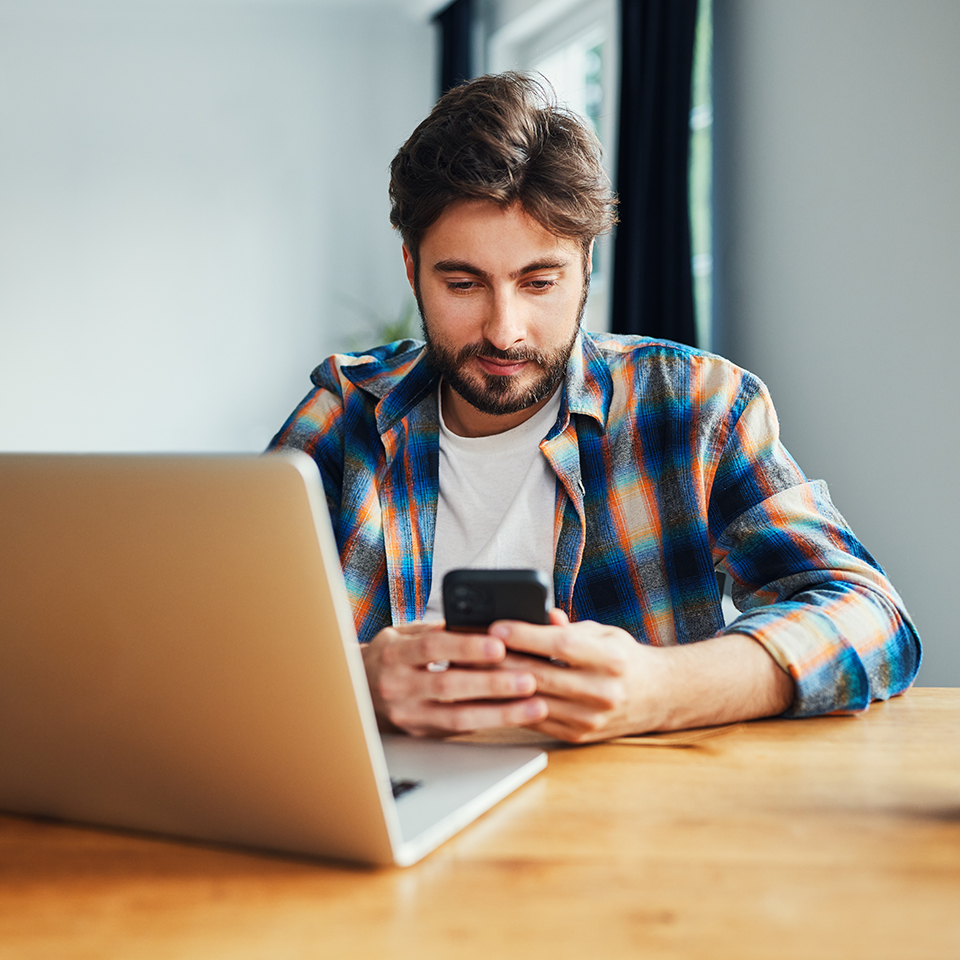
[{"x1": 389, "y1": 72, "x2": 617, "y2": 270}]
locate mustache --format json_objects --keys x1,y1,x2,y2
[{"x1": 454, "y1": 342, "x2": 546, "y2": 366}]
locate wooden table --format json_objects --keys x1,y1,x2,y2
[{"x1": 1, "y1": 688, "x2": 958, "y2": 959}]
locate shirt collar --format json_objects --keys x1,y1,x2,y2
[
  {"x1": 558, "y1": 330, "x2": 612, "y2": 432},
  {"x1": 339, "y1": 330, "x2": 612, "y2": 437},
  {"x1": 336, "y1": 340, "x2": 439, "y2": 435}
]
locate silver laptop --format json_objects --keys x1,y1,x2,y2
[{"x1": 0, "y1": 452, "x2": 546, "y2": 866}]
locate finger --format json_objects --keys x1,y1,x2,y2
[
  {"x1": 525, "y1": 717, "x2": 606, "y2": 744},
  {"x1": 420, "y1": 666, "x2": 538, "y2": 704},
  {"x1": 549, "y1": 608, "x2": 570, "y2": 627},
  {"x1": 395, "y1": 696, "x2": 549, "y2": 737},
  {"x1": 379, "y1": 663, "x2": 520, "y2": 705},
  {"x1": 488, "y1": 620, "x2": 561, "y2": 660},
  {"x1": 501, "y1": 653, "x2": 623, "y2": 708},
  {"x1": 501, "y1": 650, "x2": 559, "y2": 670},
  {"x1": 491, "y1": 619, "x2": 617, "y2": 671},
  {"x1": 524, "y1": 696, "x2": 619, "y2": 743},
  {"x1": 385, "y1": 630, "x2": 506, "y2": 669}
]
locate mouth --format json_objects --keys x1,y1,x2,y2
[{"x1": 475, "y1": 356, "x2": 533, "y2": 377}]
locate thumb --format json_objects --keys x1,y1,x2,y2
[{"x1": 548, "y1": 607, "x2": 570, "y2": 627}]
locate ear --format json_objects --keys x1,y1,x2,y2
[
  {"x1": 401, "y1": 244, "x2": 417, "y2": 293},
  {"x1": 585, "y1": 240, "x2": 595, "y2": 277}
]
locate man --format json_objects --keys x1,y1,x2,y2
[{"x1": 271, "y1": 72, "x2": 920, "y2": 743}]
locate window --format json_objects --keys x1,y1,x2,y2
[
  {"x1": 487, "y1": 0, "x2": 618, "y2": 332},
  {"x1": 486, "y1": 0, "x2": 712, "y2": 346}
]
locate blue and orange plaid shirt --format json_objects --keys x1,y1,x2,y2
[{"x1": 269, "y1": 331, "x2": 920, "y2": 717}]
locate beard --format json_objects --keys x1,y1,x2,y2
[
  {"x1": 416, "y1": 277, "x2": 589, "y2": 418},
  {"x1": 422, "y1": 328, "x2": 578, "y2": 416}
]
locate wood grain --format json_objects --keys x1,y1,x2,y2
[{"x1": 1, "y1": 688, "x2": 958, "y2": 960}]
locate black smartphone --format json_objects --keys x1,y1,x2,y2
[{"x1": 442, "y1": 569, "x2": 551, "y2": 632}]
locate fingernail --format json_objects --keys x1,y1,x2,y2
[
  {"x1": 489, "y1": 623, "x2": 509, "y2": 640},
  {"x1": 483, "y1": 638, "x2": 503, "y2": 658},
  {"x1": 515, "y1": 674, "x2": 535, "y2": 695},
  {"x1": 524, "y1": 700, "x2": 545, "y2": 720}
]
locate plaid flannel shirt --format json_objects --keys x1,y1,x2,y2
[{"x1": 269, "y1": 331, "x2": 920, "y2": 717}]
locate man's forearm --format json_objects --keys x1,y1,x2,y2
[{"x1": 647, "y1": 633, "x2": 795, "y2": 731}]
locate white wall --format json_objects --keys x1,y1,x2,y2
[
  {"x1": 0, "y1": 0, "x2": 434, "y2": 453},
  {"x1": 4, "y1": 0, "x2": 955, "y2": 686},
  {"x1": 714, "y1": 0, "x2": 960, "y2": 685}
]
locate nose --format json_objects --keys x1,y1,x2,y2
[{"x1": 482, "y1": 289, "x2": 526, "y2": 352}]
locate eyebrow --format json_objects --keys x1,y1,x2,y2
[{"x1": 432, "y1": 258, "x2": 573, "y2": 281}]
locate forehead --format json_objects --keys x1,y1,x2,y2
[{"x1": 421, "y1": 200, "x2": 581, "y2": 265}]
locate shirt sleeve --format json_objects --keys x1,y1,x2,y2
[
  {"x1": 266, "y1": 357, "x2": 398, "y2": 644},
  {"x1": 267, "y1": 356, "x2": 349, "y2": 521},
  {"x1": 708, "y1": 379, "x2": 921, "y2": 717}
]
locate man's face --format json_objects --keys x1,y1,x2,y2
[{"x1": 403, "y1": 200, "x2": 589, "y2": 437}]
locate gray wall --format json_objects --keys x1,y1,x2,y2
[
  {"x1": 714, "y1": 0, "x2": 960, "y2": 685},
  {"x1": 0, "y1": 0, "x2": 434, "y2": 453},
  {"x1": 3, "y1": 0, "x2": 956, "y2": 685}
]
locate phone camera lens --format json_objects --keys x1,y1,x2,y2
[{"x1": 453, "y1": 585, "x2": 476, "y2": 615}]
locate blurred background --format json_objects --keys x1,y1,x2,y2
[{"x1": 1, "y1": 0, "x2": 956, "y2": 686}]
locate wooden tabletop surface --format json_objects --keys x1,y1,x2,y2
[{"x1": 1, "y1": 687, "x2": 958, "y2": 960}]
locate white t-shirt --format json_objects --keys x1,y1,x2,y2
[{"x1": 424, "y1": 386, "x2": 562, "y2": 621}]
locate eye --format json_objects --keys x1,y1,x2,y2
[
  {"x1": 447, "y1": 280, "x2": 477, "y2": 292},
  {"x1": 526, "y1": 278, "x2": 557, "y2": 291}
]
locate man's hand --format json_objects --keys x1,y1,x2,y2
[
  {"x1": 361, "y1": 621, "x2": 548, "y2": 738},
  {"x1": 494, "y1": 610, "x2": 795, "y2": 744}
]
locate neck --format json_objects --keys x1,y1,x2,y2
[{"x1": 440, "y1": 382, "x2": 557, "y2": 438}]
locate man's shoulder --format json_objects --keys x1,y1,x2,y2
[
  {"x1": 584, "y1": 331, "x2": 723, "y2": 366},
  {"x1": 579, "y1": 331, "x2": 765, "y2": 418},
  {"x1": 583, "y1": 331, "x2": 751, "y2": 385},
  {"x1": 310, "y1": 339, "x2": 428, "y2": 399}
]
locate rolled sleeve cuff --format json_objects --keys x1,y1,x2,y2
[{"x1": 726, "y1": 604, "x2": 872, "y2": 718}]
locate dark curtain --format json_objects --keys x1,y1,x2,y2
[
  {"x1": 434, "y1": 0, "x2": 475, "y2": 96},
  {"x1": 611, "y1": 0, "x2": 699, "y2": 346}
]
